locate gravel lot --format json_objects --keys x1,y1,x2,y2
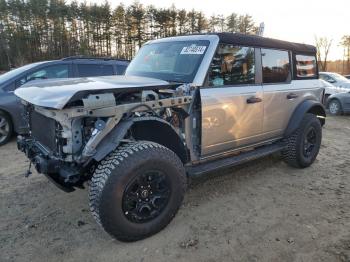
[{"x1": 1, "y1": 115, "x2": 350, "y2": 262}]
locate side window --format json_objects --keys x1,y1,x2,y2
[
  {"x1": 117, "y1": 65, "x2": 128, "y2": 75},
  {"x1": 2, "y1": 83, "x2": 16, "y2": 92},
  {"x1": 27, "y1": 64, "x2": 69, "y2": 81},
  {"x1": 77, "y1": 64, "x2": 114, "y2": 77},
  {"x1": 295, "y1": 54, "x2": 317, "y2": 78},
  {"x1": 16, "y1": 64, "x2": 69, "y2": 87},
  {"x1": 261, "y1": 49, "x2": 290, "y2": 84},
  {"x1": 208, "y1": 44, "x2": 255, "y2": 87}
]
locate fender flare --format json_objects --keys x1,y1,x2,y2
[
  {"x1": 284, "y1": 100, "x2": 326, "y2": 137},
  {"x1": 92, "y1": 117, "x2": 189, "y2": 163}
]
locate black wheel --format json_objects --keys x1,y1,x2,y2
[
  {"x1": 0, "y1": 111, "x2": 13, "y2": 146},
  {"x1": 89, "y1": 141, "x2": 187, "y2": 242},
  {"x1": 328, "y1": 99, "x2": 342, "y2": 115},
  {"x1": 282, "y1": 113, "x2": 322, "y2": 168}
]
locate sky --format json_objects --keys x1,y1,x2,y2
[{"x1": 88, "y1": 0, "x2": 349, "y2": 60}]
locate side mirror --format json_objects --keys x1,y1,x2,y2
[{"x1": 327, "y1": 79, "x2": 336, "y2": 84}]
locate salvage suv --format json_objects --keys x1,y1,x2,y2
[{"x1": 16, "y1": 33, "x2": 326, "y2": 241}]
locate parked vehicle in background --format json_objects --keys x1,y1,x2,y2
[
  {"x1": 0, "y1": 57, "x2": 129, "y2": 145},
  {"x1": 327, "y1": 89, "x2": 350, "y2": 115},
  {"x1": 16, "y1": 33, "x2": 326, "y2": 241},
  {"x1": 319, "y1": 72, "x2": 350, "y2": 89},
  {"x1": 322, "y1": 79, "x2": 348, "y2": 102}
]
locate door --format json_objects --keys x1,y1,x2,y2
[
  {"x1": 261, "y1": 50, "x2": 319, "y2": 138},
  {"x1": 260, "y1": 48, "x2": 295, "y2": 137},
  {"x1": 200, "y1": 44, "x2": 264, "y2": 156}
]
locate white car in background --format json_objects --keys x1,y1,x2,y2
[
  {"x1": 320, "y1": 72, "x2": 350, "y2": 89},
  {"x1": 319, "y1": 72, "x2": 350, "y2": 101}
]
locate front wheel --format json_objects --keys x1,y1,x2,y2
[
  {"x1": 282, "y1": 113, "x2": 322, "y2": 168},
  {"x1": 89, "y1": 141, "x2": 187, "y2": 242}
]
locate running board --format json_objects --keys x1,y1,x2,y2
[{"x1": 186, "y1": 143, "x2": 286, "y2": 177}]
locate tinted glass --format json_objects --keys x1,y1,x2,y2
[
  {"x1": 209, "y1": 44, "x2": 255, "y2": 86},
  {"x1": 17, "y1": 64, "x2": 69, "y2": 87},
  {"x1": 262, "y1": 49, "x2": 290, "y2": 83},
  {"x1": 0, "y1": 62, "x2": 45, "y2": 83},
  {"x1": 296, "y1": 55, "x2": 317, "y2": 78},
  {"x1": 126, "y1": 40, "x2": 209, "y2": 83},
  {"x1": 77, "y1": 64, "x2": 114, "y2": 77},
  {"x1": 117, "y1": 65, "x2": 128, "y2": 75}
]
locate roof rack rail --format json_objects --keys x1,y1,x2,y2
[{"x1": 61, "y1": 55, "x2": 129, "y2": 61}]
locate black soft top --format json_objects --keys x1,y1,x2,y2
[{"x1": 214, "y1": 33, "x2": 316, "y2": 54}]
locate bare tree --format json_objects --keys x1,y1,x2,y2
[
  {"x1": 340, "y1": 35, "x2": 350, "y2": 74},
  {"x1": 315, "y1": 36, "x2": 332, "y2": 71}
]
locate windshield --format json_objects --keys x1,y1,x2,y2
[
  {"x1": 0, "y1": 62, "x2": 45, "y2": 83},
  {"x1": 329, "y1": 73, "x2": 349, "y2": 82},
  {"x1": 125, "y1": 40, "x2": 210, "y2": 83}
]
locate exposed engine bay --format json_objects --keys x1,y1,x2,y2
[{"x1": 17, "y1": 82, "x2": 200, "y2": 190}]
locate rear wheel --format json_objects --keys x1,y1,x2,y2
[
  {"x1": 0, "y1": 111, "x2": 13, "y2": 146},
  {"x1": 328, "y1": 99, "x2": 342, "y2": 115},
  {"x1": 89, "y1": 141, "x2": 187, "y2": 242},
  {"x1": 282, "y1": 113, "x2": 322, "y2": 168}
]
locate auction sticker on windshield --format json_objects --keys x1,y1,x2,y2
[{"x1": 181, "y1": 45, "x2": 207, "y2": 55}]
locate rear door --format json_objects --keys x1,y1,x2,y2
[
  {"x1": 200, "y1": 44, "x2": 264, "y2": 156},
  {"x1": 260, "y1": 48, "x2": 298, "y2": 138},
  {"x1": 261, "y1": 50, "x2": 319, "y2": 138}
]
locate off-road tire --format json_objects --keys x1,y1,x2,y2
[
  {"x1": 89, "y1": 141, "x2": 187, "y2": 242},
  {"x1": 0, "y1": 111, "x2": 13, "y2": 146},
  {"x1": 282, "y1": 113, "x2": 322, "y2": 168}
]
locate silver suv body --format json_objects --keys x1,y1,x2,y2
[{"x1": 16, "y1": 33, "x2": 326, "y2": 241}]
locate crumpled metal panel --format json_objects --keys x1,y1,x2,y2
[{"x1": 15, "y1": 76, "x2": 170, "y2": 109}]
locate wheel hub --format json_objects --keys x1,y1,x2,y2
[
  {"x1": 303, "y1": 126, "x2": 317, "y2": 158},
  {"x1": 122, "y1": 170, "x2": 171, "y2": 223},
  {"x1": 141, "y1": 189, "x2": 149, "y2": 198},
  {"x1": 329, "y1": 102, "x2": 339, "y2": 114}
]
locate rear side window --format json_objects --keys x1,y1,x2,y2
[
  {"x1": 295, "y1": 54, "x2": 317, "y2": 78},
  {"x1": 208, "y1": 44, "x2": 255, "y2": 87},
  {"x1": 261, "y1": 49, "x2": 290, "y2": 84},
  {"x1": 77, "y1": 64, "x2": 114, "y2": 77},
  {"x1": 117, "y1": 65, "x2": 128, "y2": 75}
]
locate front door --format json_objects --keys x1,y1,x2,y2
[{"x1": 200, "y1": 44, "x2": 263, "y2": 157}]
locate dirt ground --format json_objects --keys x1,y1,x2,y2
[{"x1": 1, "y1": 115, "x2": 350, "y2": 262}]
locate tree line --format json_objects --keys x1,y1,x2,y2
[{"x1": 0, "y1": 0, "x2": 259, "y2": 70}]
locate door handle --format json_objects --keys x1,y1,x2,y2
[
  {"x1": 287, "y1": 93, "x2": 298, "y2": 99},
  {"x1": 246, "y1": 97, "x2": 262, "y2": 104}
]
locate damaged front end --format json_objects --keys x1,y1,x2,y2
[
  {"x1": 16, "y1": 77, "x2": 196, "y2": 192},
  {"x1": 17, "y1": 106, "x2": 88, "y2": 192}
]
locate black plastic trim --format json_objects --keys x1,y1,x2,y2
[{"x1": 284, "y1": 100, "x2": 326, "y2": 137}]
